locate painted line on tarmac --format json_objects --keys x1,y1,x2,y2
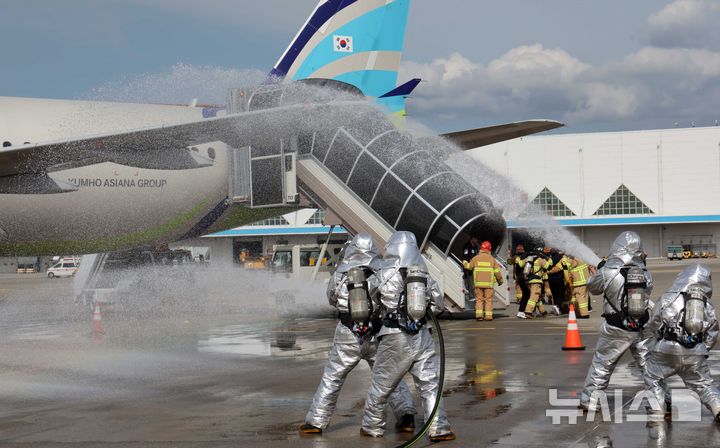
[
  {"x1": 443, "y1": 327, "x2": 496, "y2": 331},
  {"x1": 513, "y1": 331, "x2": 600, "y2": 336},
  {"x1": 271, "y1": 329, "x2": 318, "y2": 333}
]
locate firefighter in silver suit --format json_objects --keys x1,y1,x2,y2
[
  {"x1": 360, "y1": 231, "x2": 455, "y2": 442},
  {"x1": 643, "y1": 264, "x2": 720, "y2": 421},
  {"x1": 579, "y1": 231, "x2": 661, "y2": 410},
  {"x1": 300, "y1": 233, "x2": 416, "y2": 434}
]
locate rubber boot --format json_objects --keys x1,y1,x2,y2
[
  {"x1": 299, "y1": 423, "x2": 322, "y2": 434},
  {"x1": 395, "y1": 414, "x2": 416, "y2": 433},
  {"x1": 429, "y1": 431, "x2": 457, "y2": 442},
  {"x1": 360, "y1": 428, "x2": 382, "y2": 437}
]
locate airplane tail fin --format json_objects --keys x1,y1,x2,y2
[
  {"x1": 269, "y1": 0, "x2": 411, "y2": 104},
  {"x1": 376, "y1": 77, "x2": 420, "y2": 117}
]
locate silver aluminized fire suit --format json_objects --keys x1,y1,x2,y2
[
  {"x1": 580, "y1": 231, "x2": 658, "y2": 408},
  {"x1": 361, "y1": 231, "x2": 453, "y2": 439},
  {"x1": 304, "y1": 233, "x2": 416, "y2": 430},
  {"x1": 643, "y1": 264, "x2": 720, "y2": 419}
]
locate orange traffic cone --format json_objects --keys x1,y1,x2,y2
[
  {"x1": 562, "y1": 303, "x2": 585, "y2": 351},
  {"x1": 92, "y1": 302, "x2": 104, "y2": 336}
]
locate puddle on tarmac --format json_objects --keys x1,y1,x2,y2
[
  {"x1": 6, "y1": 322, "x2": 66, "y2": 341},
  {"x1": 197, "y1": 320, "x2": 331, "y2": 358},
  {"x1": 198, "y1": 324, "x2": 272, "y2": 356},
  {"x1": 445, "y1": 362, "x2": 518, "y2": 400}
]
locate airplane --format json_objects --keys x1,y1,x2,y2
[{"x1": 0, "y1": 0, "x2": 562, "y2": 258}]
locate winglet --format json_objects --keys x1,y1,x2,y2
[{"x1": 379, "y1": 78, "x2": 421, "y2": 98}]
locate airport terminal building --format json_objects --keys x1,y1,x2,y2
[{"x1": 469, "y1": 125, "x2": 720, "y2": 258}]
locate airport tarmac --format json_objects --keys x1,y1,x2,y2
[{"x1": 1, "y1": 258, "x2": 720, "y2": 447}]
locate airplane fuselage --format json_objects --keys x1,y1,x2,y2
[{"x1": 0, "y1": 97, "x2": 229, "y2": 255}]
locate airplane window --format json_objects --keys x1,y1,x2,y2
[
  {"x1": 207, "y1": 147, "x2": 216, "y2": 160},
  {"x1": 2, "y1": 141, "x2": 11, "y2": 147}
]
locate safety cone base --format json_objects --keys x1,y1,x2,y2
[{"x1": 562, "y1": 345, "x2": 586, "y2": 351}]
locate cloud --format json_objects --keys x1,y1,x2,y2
[
  {"x1": 396, "y1": 1, "x2": 720, "y2": 132},
  {"x1": 486, "y1": 45, "x2": 590, "y2": 85},
  {"x1": 400, "y1": 42, "x2": 720, "y2": 132},
  {"x1": 645, "y1": 0, "x2": 720, "y2": 50},
  {"x1": 616, "y1": 46, "x2": 720, "y2": 77},
  {"x1": 648, "y1": 0, "x2": 713, "y2": 28}
]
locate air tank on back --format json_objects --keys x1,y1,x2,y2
[
  {"x1": 405, "y1": 265, "x2": 429, "y2": 322},
  {"x1": 247, "y1": 79, "x2": 507, "y2": 257},
  {"x1": 347, "y1": 266, "x2": 370, "y2": 324},
  {"x1": 684, "y1": 286, "x2": 706, "y2": 337},
  {"x1": 625, "y1": 266, "x2": 649, "y2": 320}
]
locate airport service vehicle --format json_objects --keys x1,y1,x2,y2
[
  {"x1": 270, "y1": 243, "x2": 344, "y2": 281},
  {"x1": 667, "y1": 245, "x2": 683, "y2": 260},
  {"x1": 47, "y1": 259, "x2": 79, "y2": 278}
]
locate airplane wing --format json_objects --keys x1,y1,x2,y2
[
  {"x1": 0, "y1": 101, "x2": 362, "y2": 193},
  {"x1": 442, "y1": 120, "x2": 564, "y2": 150}
]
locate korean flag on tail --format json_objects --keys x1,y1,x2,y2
[{"x1": 334, "y1": 35, "x2": 353, "y2": 53}]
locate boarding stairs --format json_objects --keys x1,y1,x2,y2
[{"x1": 296, "y1": 156, "x2": 509, "y2": 312}]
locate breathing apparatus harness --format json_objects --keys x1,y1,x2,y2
[
  {"x1": 604, "y1": 266, "x2": 650, "y2": 331},
  {"x1": 660, "y1": 287, "x2": 708, "y2": 349}
]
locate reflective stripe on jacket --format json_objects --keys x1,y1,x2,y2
[
  {"x1": 570, "y1": 259, "x2": 590, "y2": 287},
  {"x1": 463, "y1": 251, "x2": 502, "y2": 288}
]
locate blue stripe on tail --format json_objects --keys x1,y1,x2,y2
[{"x1": 270, "y1": 0, "x2": 358, "y2": 80}]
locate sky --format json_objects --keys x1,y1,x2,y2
[{"x1": 2, "y1": 0, "x2": 720, "y2": 133}]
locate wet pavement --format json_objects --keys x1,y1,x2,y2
[{"x1": 1, "y1": 259, "x2": 720, "y2": 447}]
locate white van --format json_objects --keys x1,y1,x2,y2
[{"x1": 47, "y1": 260, "x2": 79, "y2": 278}]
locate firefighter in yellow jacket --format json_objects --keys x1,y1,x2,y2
[
  {"x1": 463, "y1": 241, "x2": 504, "y2": 321},
  {"x1": 568, "y1": 256, "x2": 593, "y2": 318},
  {"x1": 518, "y1": 248, "x2": 552, "y2": 318},
  {"x1": 508, "y1": 244, "x2": 526, "y2": 303},
  {"x1": 541, "y1": 248, "x2": 554, "y2": 312}
]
